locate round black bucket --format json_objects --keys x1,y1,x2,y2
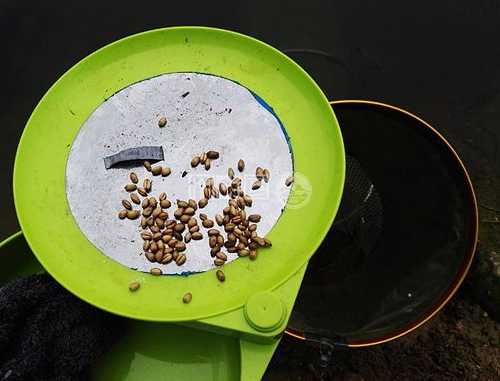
[{"x1": 286, "y1": 100, "x2": 478, "y2": 347}]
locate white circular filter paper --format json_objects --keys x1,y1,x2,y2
[{"x1": 66, "y1": 72, "x2": 293, "y2": 274}]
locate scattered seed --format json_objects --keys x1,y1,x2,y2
[
  {"x1": 223, "y1": 215, "x2": 230, "y2": 224},
  {"x1": 210, "y1": 246, "x2": 221, "y2": 256},
  {"x1": 161, "y1": 167, "x2": 171, "y2": 177},
  {"x1": 204, "y1": 187, "x2": 211, "y2": 199},
  {"x1": 249, "y1": 250, "x2": 257, "y2": 260},
  {"x1": 118, "y1": 210, "x2": 127, "y2": 219},
  {"x1": 150, "y1": 225, "x2": 160, "y2": 233},
  {"x1": 125, "y1": 184, "x2": 137, "y2": 192},
  {"x1": 215, "y1": 214, "x2": 223, "y2": 226},
  {"x1": 256, "y1": 167, "x2": 264, "y2": 180},
  {"x1": 204, "y1": 159, "x2": 211, "y2": 170},
  {"x1": 183, "y1": 292, "x2": 192, "y2": 303},
  {"x1": 212, "y1": 186, "x2": 219, "y2": 198},
  {"x1": 249, "y1": 224, "x2": 257, "y2": 232},
  {"x1": 254, "y1": 237, "x2": 266, "y2": 247},
  {"x1": 202, "y1": 219, "x2": 214, "y2": 228},
  {"x1": 142, "y1": 207, "x2": 153, "y2": 217},
  {"x1": 162, "y1": 234, "x2": 172, "y2": 243},
  {"x1": 216, "y1": 252, "x2": 227, "y2": 261},
  {"x1": 158, "y1": 192, "x2": 166, "y2": 201},
  {"x1": 207, "y1": 150, "x2": 219, "y2": 159},
  {"x1": 141, "y1": 231, "x2": 153, "y2": 240},
  {"x1": 150, "y1": 268, "x2": 162, "y2": 276},
  {"x1": 223, "y1": 206, "x2": 230, "y2": 215},
  {"x1": 147, "y1": 217, "x2": 154, "y2": 226},
  {"x1": 151, "y1": 166, "x2": 162, "y2": 176},
  {"x1": 130, "y1": 193, "x2": 141, "y2": 204},
  {"x1": 191, "y1": 156, "x2": 201, "y2": 167},
  {"x1": 285, "y1": 176, "x2": 294, "y2": 187},
  {"x1": 208, "y1": 229, "x2": 220, "y2": 236},
  {"x1": 227, "y1": 246, "x2": 238, "y2": 253},
  {"x1": 238, "y1": 159, "x2": 245, "y2": 172},
  {"x1": 209, "y1": 236, "x2": 217, "y2": 248},
  {"x1": 228, "y1": 167, "x2": 235, "y2": 179},
  {"x1": 140, "y1": 217, "x2": 147, "y2": 228},
  {"x1": 160, "y1": 199, "x2": 171, "y2": 209},
  {"x1": 174, "y1": 223, "x2": 185, "y2": 233},
  {"x1": 188, "y1": 218, "x2": 197, "y2": 228},
  {"x1": 154, "y1": 250, "x2": 163, "y2": 262},
  {"x1": 137, "y1": 187, "x2": 148, "y2": 197},
  {"x1": 175, "y1": 241, "x2": 186, "y2": 252},
  {"x1": 249, "y1": 241, "x2": 258, "y2": 250},
  {"x1": 180, "y1": 214, "x2": 190, "y2": 223},
  {"x1": 252, "y1": 180, "x2": 261, "y2": 190},
  {"x1": 198, "y1": 198, "x2": 208, "y2": 208},
  {"x1": 161, "y1": 253, "x2": 173, "y2": 264},
  {"x1": 199, "y1": 213, "x2": 208, "y2": 221},
  {"x1": 142, "y1": 180, "x2": 151, "y2": 193},
  {"x1": 263, "y1": 169, "x2": 270, "y2": 183},
  {"x1": 185, "y1": 233, "x2": 192, "y2": 243},
  {"x1": 189, "y1": 225, "x2": 200, "y2": 233},
  {"x1": 243, "y1": 195, "x2": 253, "y2": 207},
  {"x1": 127, "y1": 210, "x2": 140, "y2": 220},
  {"x1": 248, "y1": 214, "x2": 261, "y2": 223},
  {"x1": 159, "y1": 211, "x2": 169, "y2": 220},
  {"x1": 145, "y1": 252, "x2": 156, "y2": 262},
  {"x1": 158, "y1": 116, "x2": 167, "y2": 127},
  {"x1": 144, "y1": 161, "x2": 152, "y2": 171},
  {"x1": 217, "y1": 235, "x2": 224, "y2": 246},
  {"x1": 142, "y1": 198, "x2": 149, "y2": 208},
  {"x1": 225, "y1": 223, "x2": 235, "y2": 232},
  {"x1": 192, "y1": 232, "x2": 203, "y2": 240},
  {"x1": 152, "y1": 207, "x2": 161, "y2": 218},
  {"x1": 200, "y1": 152, "x2": 207, "y2": 164},
  {"x1": 214, "y1": 258, "x2": 225, "y2": 266},
  {"x1": 236, "y1": 197, "x2": 245, "y2": 209},
  {"x1": 218, "y1": 183, "x2": 227, "y2": 196},
  {"x1": 143, "y1": 240, "x2": 151, "y2": 250},
  {"x1": 216, "y1": 270, "x2": 225, "y2": 282},
  {"x1": 128, "y1": 281, "x2": 141, "y2": 292},
  {"x1": 129, "y1": 172, "x2": 139, "y2": 184},
  {"x1": 238, "y1": 249, "x2": 249, "y2": 257},
  {"x1": 174, "y1": 208, "x2": 184, "y2": 219},
  {"x1": 176, "y1": 254, "x2": 187, "y2": 266},
  {"x1": 264, "y1": 237, "x2": 272, "y2": 247}
]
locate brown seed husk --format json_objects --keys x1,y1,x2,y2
[
  {"x1": 146, "y1": 217, "x2": 154, "y2": 226},
  {"x1": 148, "y1": 196, "x2": 157, "y2": 207},
  {"x1": 150, "y1": 268, "x2": 162, "y2": 276},
  {"x1": 217, "y1": 235, "x2": 224, "y2": 245},
  {"x1": 174, "y1": 223, "x2": 185, "y2": 233},
  {"x1": 227, "y1": 246, "x2": 238, "y2": 253},
  {"x1": 161, "y1": 167, "x2": 171, "y2": 177},
  {"x1": 223, "y1": 207, "x2": 230, "y2": 215},
  {"x1": 202, "y1": 219, "x2": 214, "y2": 228},
  {"x1": 208, "y1": 229, "x2": 220, "y2": 236},
  {"x1": 199, "y1": 213, "x2": 208, "y2": 221},
  {"x1": 118, "y1": 210, "x2": 127, "y2": 219},
  {"x1": 153, "y1": 232, "x2": 162, "y2": 241},
  {"x1": 249, "y1": 242, "x2": 258, "y2": 250},
  {"x1": 207, "y1": 150, "x2": 219, "y2": 159},
  {"x1": 215, "y1": 214, "x2": 223, "y2": 226},
  {"x1": 137, "y1": 187, "x2": 148, "y2": 197},
  {"x1": 183, "y1": 292, "x2": 192, "y2": 303},
  {"x1": 151, "y1": 166, "x2": 162, "y2": 176},
  {"x1": 160, "y1": 199, "x2": 171, "y2": 209},
  {"x1": 188, "y1": 218, "x2": 197, "y2": 228},
  {"x1": 248, "y1": 214, "x2": 261, "y2": 223},
  {"x1": 145, "y1": 252, "x2": 156, "y2": 262},
  {"x1": 204, "y1": 159, "x2": 211, "y2": 170},
  {"x1": 161, "y1": 253, "x2": 173, "y2": 264},
  {"x1": 162, "y1": 235, "x2": 172, "y2": 243},
  {"x1": 243, "y1": 195, "x2": 253, "y2": 207},
  {"x1": 176, "y1": 254, "x2": 187, "y2": 266},
  {"x1": 168, "y1": 239, "x2": 177, "y2": 248},
  {"x1": 212, "y1": 186, "x2": 219, "y2": 198},
  {"x1": 174, "y1": 208, "x2": 184, "y2": 219},
  {"x1": 206, "y1": 177, "x2": 214, "y2": 187},
  {"x1": 127, "y1": 210, "x2": 140, "y2": 220},
  {"x1": 211, "y1": 246, "x2": 221, "y2": 256},
  {"x1": 140, "y1": 217, "x2": 147, "y2": 228},
  {"x1": 185, "y1": 233, "x2": 192, "y2": 243},
  {"x1": 150, "y1": 242, "x2": 158, "y2": 253},
  {"x1": 150, "y1": 225, "x2": 160, "y2": 234},
  {"x1": 159, "y1": 192, "x2": 167, "y2": 201},
  {"x1": 144, "y1": 179, "x2": 152, "y2": 192},
  {"x1": 249, "y1": 224, "x2": 257, "y2": 232},
  {"x1": 184, "y1": 207, "x2": 195, "y2": 216},
  {"x1": 191, "y1": 232, "x2": 203, "y2": 240},
  {"x1": 251, "y1": 180, "x2": 261, "y2": 190},
  {"x1": 155, "y1": 250, "x2": 164, "y2": 262},
  {"x1": 142, "y1": 207, "x2": 153, "y2": 217},
  {"x1": 155, "y1": 218, "x2": 164, "y2": 228},
  {"x1": 189, "y1": 225, "x2": 200, "y2": 233},
  {"x1": 159, "y1": 211, "x2": 169, "y2": 220},
  {"x1": 141, "y1": 232, "x2": 153, "y2": 240},
  {"x1": 158, "y1": 116, "x2": 167, "y2": 127},
  {"x1": 186, "y1": 200, "x2": 196, "y2": 210},
  {"x1": 180, "y1": 214, "x2": 191, "y2": 223},
  {"x1": 263, "y1": 168, "x2": 270, "y2": 183},
  {"x1": 175, "y1": 242, "x2": 186, "y2": 252},
  {"x1": 225, "y1": 223, "x2": 235, "y2": 232},
  {"x1": 216, "y1": 252, "x2": 227, "y2": 261},
  {"x1": 219, "y1": 183, "x2": 227, "y2": 195},
  {"x1": 238, "y1": 249, "x2": 249, "y2": 257},
  {"x1": 198, "y1": 198, "x2": 208, "y2": 208},
  {"x1": 144, "y1": 161, "x2": 152, "y2": 171},
  {"x1": 200, "y1": 152, "x2": 207, "y2": 164},
  {"x1": 152, "y1": 207, "x2": 161, "y2": 218},
  {"x1": 142, "y1": 198, "x2": 149, "y2": 208},
  {"x1": 214, "y1": 258, "x2": 225, "y2": 266},
  {"x1": 191, "y1": 156, "x2": 200, "y2": 167},
  {"x1": 237, "y1": 159, "x2": 245, "y2": 172},
  {"x1": 209, "y1": 236, "x2": 217, "y2": 248},
  {"x1": 130, "y1": 172, "x2": 139, "y2": 184},
  {"x1": 125, "y1": 184, "x2": 137, "y2": 192},
  {"x1": 204, "y1": 186, "x2": 211, "y2": 199},
  {"x1": 264, "y1": 237, "x2": 272, "y2": 247},
  {"x1": 254, "y1": 237, "x2": 266, "y2": 246},
  {"x1": 249, "y1": 250, "x2": 257, "y2": 260},
  {"x1": 285, "y1": 176, "x2": 294, "y2": 187},
  {"x1": 157, "y1": 240, "x2": 165, "y2": 250},
  {"x1": 216, "y1": 270, "x2": 225, "y2": 282},
  {"x1": 130, "y1": 193, "x2": 141, "y2": 204},
  {"x1": 143, "y1": 240, "x2": 151, "y2": 250},
  {"x1": 129, "y1": 281, "x2": 141, "y2": 291},
  {"x1": 228, "y1": 167, "x2": 235, "y2": 179}
]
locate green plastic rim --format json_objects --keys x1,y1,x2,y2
[{"x1": 14, "y1": 27, "x2": 345, "y2": 322}]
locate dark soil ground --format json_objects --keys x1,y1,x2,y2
[{"x1": 265, "y1": 291, "x2": 500, "y2": 381}]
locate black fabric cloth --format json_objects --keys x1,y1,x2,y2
[{"x1": 0, "y1": 274, "x2": 122, "y2": 381}]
